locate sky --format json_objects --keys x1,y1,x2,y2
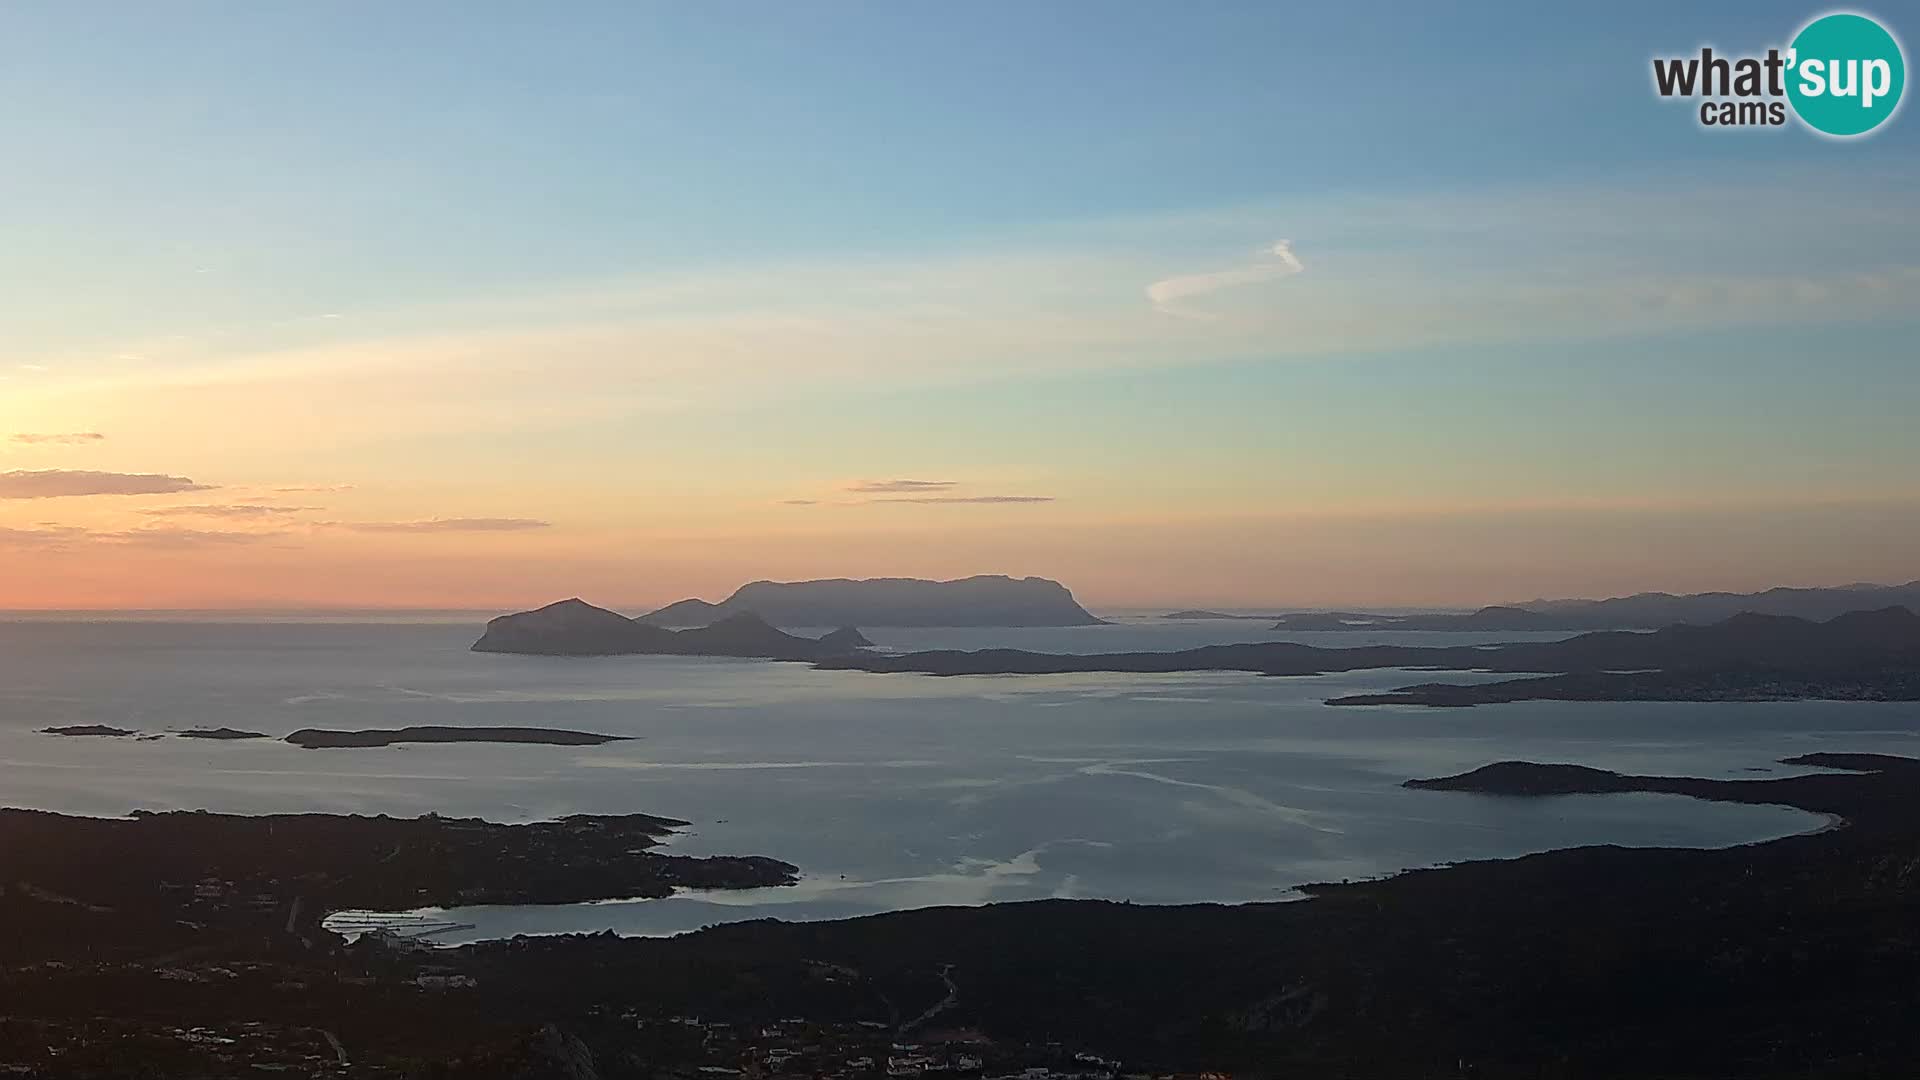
[{"x1": 2, "y1": 2, "x2": 1917, "y2": 610}]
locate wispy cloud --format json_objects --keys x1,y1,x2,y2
[
  {"x1": 1146, "y1": 239, "x2": 1305, "y2": 318},
  {"x1": 0, "y1": 526, "x2": 82, "y2": 549},
  {"x1": 103, "y1": 527, "x2": 282, "y2": 548},
  {"x1": 27, "y1": 176, "x2": 1920, "y2": 466},
  {"x1": 0, "y1": 469, "x2": 210, "y2": 499},
  {"x1": 9, "y1": 432, "x2": 106, "y2": 446},
  {"x1": 0, "y1": 524, "x2": 278, "y2": 550},
  {"x1": 845, "y1": 479, "x2": 959, "y2": 494},
  {"x1": 870, "y1": 495, "x2": 1055, "y2": 505},
  {"x1": 791, "y1": 479, "x2": 1055, "y2": 506},
  {"x1": 140, "y1": 504, "x2": 316, "y2": 519},
  {"x1": 329, "y1": 517, "x2": 552, "y2": 533}
]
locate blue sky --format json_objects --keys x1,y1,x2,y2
[{"x1": 1, "y1": 3, "x2": 1916, "y2": 607}]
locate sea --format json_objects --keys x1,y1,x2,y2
[{"x1": 3, "y1": 611, "x2": 1915, "y2": 944}]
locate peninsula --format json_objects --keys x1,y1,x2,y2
[
  {"x1": 5, "y1": 755, "x2": 1918, "y2": 1076},
  {"x1": 0, "y1": 806, "x2": 795, "y2": 966},
  {"x1": 1266, "y1": 579, "x2": 1920, "y2": 632},
  {"x1": 818, "y1": 606, "x2": 1920, "y2": 706}
]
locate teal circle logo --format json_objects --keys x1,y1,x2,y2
[{"x1": 1787, "y1": 12, "x2": 1906, "y2": 137}]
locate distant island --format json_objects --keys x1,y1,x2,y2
[
  {"x1": 1327, "y1": 668, "x2": 1920, "y2": 708},
  {"x1": 40, "y1": 722, "x2": 630, "y2": 749},
  {"x1": 474, "y1": 595, "x2": 1920, "y2": 709},
  {"x1": 825, "y1": 607, "x2": 1920, "y2": 675},
  {"x1": 639, "y1": 575, "x2": 1104, "y2": 627},
  {"x1": 285, "y1": 725, "x2": 630, "y2": 749},
  {"x1": 472, "y1": 599, "x2": 875, "y2": 658},
  {"x1": 1402, "y1": 751, "x2": 1903, "y2": 807},
  {"x1": 1262, "y1": 579, "x2": 1920, "y2": 632},
  {"x1": 1268, "y1": 606, "x2": 1564, "y2": 631},
  {"x1": 818, "y1": 606, "x2": 1920, "y2": 706}
]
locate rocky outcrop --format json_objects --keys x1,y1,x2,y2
[
  {"x1": 472, "y1": 598, "x2": 678, "y2": 655},
  {"x1": 636, "y1": 597, "x2": 726, "y2": 628},
  {"x1": 472, "y1": 600, "x2": 865, "y2": 660},
  {"x1": 41, "y1": 725, "x2": 135, "y2": 738},
  {"x1": 817, "y1": 625, "x2": 876, "y2": 650}
]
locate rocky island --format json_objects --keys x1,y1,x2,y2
[
  {"x1": 472, "y1": 599, "x2": 874, "y2": 658},
  {"x1": 285, "y1": 725, "x2": 630, "y2": 749},
  {"x1": 639, "y1": 575, "x2": 1104, "y2": 627}
]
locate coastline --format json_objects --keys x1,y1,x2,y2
[{"x1": 3, "y1": 754, "x2": 1917, "y2": 1074}]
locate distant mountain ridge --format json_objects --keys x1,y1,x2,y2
[
  {"x1": 1517, "y1": 580, "x2": 1920, "y2": 624},
  {"x1": 1266, "y1": 580, "x2": 1920, "y2": 631},
  {"x1": 638, "y1": 575, "x2": 1103, "y2": 628},
  {"x1": 818, "y1": 606, "x2": 1920, "y2": 680}
]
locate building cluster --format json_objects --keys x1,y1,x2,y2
[{"x1": 629, "y1": 1015, "x2": 1224, "y2": 1080}]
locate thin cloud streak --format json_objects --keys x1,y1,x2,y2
[
  {"x1": 140, "y1": 504, "x2": 317, "y2": 519},
  {"x1": 328, "y1": 517, "x2": 552, "y2": 533},
  {"x1": 0, "y1": 524, "x2": 279, "y2": 549},
  {"x1": 9, "y1": 432, "x2": 106, "y2": 445},
  {"x1": 845, "y1": 479, "x2": 959, "y2": 493},
  {"x1": 1146, "y1": 239, "x2": 1305, "y2": 318},
  {"x1": 0, "y1": 469, "x2": 210, "y2": 499},
  {"x1": 869, "y1": 495, "x2": 1056, "y2": 505},
  {"x1": 789, "y1": 480, "x2": 1056, "y2": 506}
]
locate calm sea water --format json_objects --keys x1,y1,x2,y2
[{"x1": 3, "y1": 613, "x2": 1914, "y2": 942}]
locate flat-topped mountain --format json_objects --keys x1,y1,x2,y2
[
  {"x1": 472, "y1": 599, "x2": 874, "y2": 659},
  {"x1": 1268, "y1": 580, "x2": 1920, "y2": 632},
  {"x1": 638, "y1": 574, "x2": 1103, "y2": 627}
]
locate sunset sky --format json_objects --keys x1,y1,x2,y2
[{"x1": 3, "y1": 2, "x2": 1917, "y2": 610}]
